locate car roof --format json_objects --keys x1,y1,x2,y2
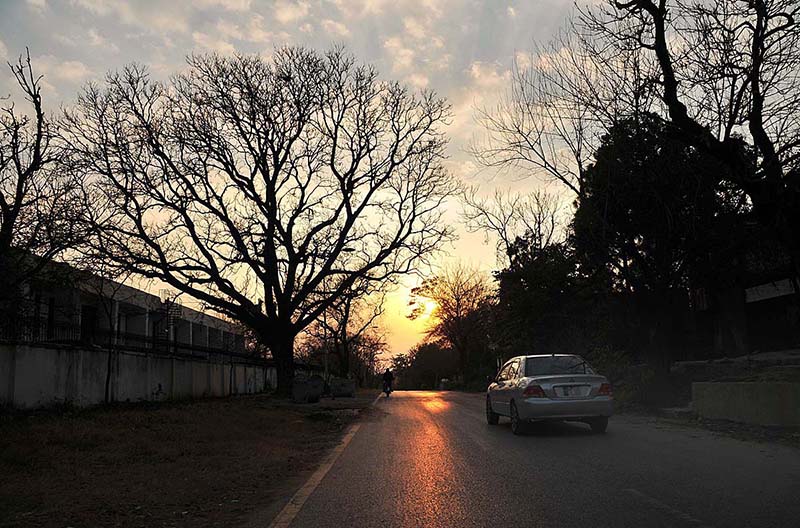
[
  {"x1": 501, "y1": 354, "x2": 580, "y2": 366},
  {"x1": 521, "y1": 354, "x2": 580, "y2": 359}
]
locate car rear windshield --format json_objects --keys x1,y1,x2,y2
[{"x1": 524, "y1": 356, "x2": 595, "y2": 376}]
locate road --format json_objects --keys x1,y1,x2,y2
[{"x1": 281, "y1": 391, "x2": 800, "y2": 527}]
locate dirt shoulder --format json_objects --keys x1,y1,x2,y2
[
  {"x1": 619, "y1": 407, "x2": 800, "y2": 450},
  {"x1": 0, "y1": 390, "x2": 377, "y2": 528}
]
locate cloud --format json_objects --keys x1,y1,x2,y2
[
  {"x1": 69, "y1": 0, "x2": 113, "y2": 15},
  {"x1": 53, "y1": 60, "x2": 93, "y2": 82},
  {"x1": 213, "y1": 14, "x2": 272, "y2": 43},
  {"x1": 88, "y1": 28, "x2": 120, "y2": 52},
  {"x1": 26, "y1": 0, "x2": 47, "y2": 12},
  {"x1": 402, "y1": 17, "x2": 426, "y2": 40},
  {"x1": 192, "y1": 0, "x2": 251, "y2": 11},
  {"x1": 507, "y1": 6, "x2": 517, "y2": 18},
  {"x1": 467, "y1": 61, "x2": 511, "y2": 88},
  {"x1": 514, "y1": 50, "x2": 532, "y2": 70},
  {"x1": 406, "y1": 73, "x2": 429, "y2": 89},
  {"x1": 329, "y1": 0, "x2": 388, "y2": 18},
  {"x1": 32, "y1": 55, "x2": 94, "y2": 92},
  {"x1": 376, "y1": 3, "x2": 450, "y2": 86},
  {"x1": 274, "y1": 0, "x2": 309, "y2": 24},
  {"x1": 215, "y1": 20, "x2": 242, "y2": 40},
  {"x1": 69, "y1": 0, "x2": 190, "y2": 33},
  {"x1": 383, "y1": 37, "x2": 415, "y2": 73},
  {"x1": 321, "y1": 19, "x2": 350, "y2": 38},
  {"x1": 192, "y1": 32, "x2": 236, "y2": 54}
]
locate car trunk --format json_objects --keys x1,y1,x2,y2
[{"x1": 526, "y1": 375, "x2": 606, "y2": 399}]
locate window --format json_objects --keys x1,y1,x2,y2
[
  {"x1": 524, "y1": 356, "x2": 595, "y2": 376},
  {"x1": 497, "y1": 363, "x2": 512, "y2": 381},
  {"x1": 507, "y1": 359, "x2": 520, "y2": 380}
]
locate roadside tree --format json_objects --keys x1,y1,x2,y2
[
  {"x1": 389, "y1": 341, "x2": 456, "y2": 390},
  {"x1": 63, "y1": 48, "x2": 456, "y2": 394},
  {"x1": 573, "y1": 113, "x2": 749, "y2": 368},
  {"x1": 586, "y1": 0, "x2": 800, "y2": 271},
  {"x1": 0, "y1": 52, "x2": 80, "y2": 321},
  {"x1": 408, "y1": 265, "x2": 495, "y2": 382},
  {"x1": 461, "y1": 187, "x2": 563, "y2": 267},
  {"x1": 302, "y1": 284, "x2": 386, "y2": 382}
]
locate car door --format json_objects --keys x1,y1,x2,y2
[
  {"x1": 505, "y1": 358, "x2": 522, "y2": 404},
  {"x1": 499, "y1": 358, "x2": 519, "y2": 415},
  {"x1": 491, "y1": 362, "x2": 513, "y2": 415}
]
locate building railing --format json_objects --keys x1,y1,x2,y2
[{"x1": 0, "y1": 318, "x2": 252, "y2": 361}]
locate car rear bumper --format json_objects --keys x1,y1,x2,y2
[{"x1": 516, "y1": 396, "x2": 613, "y2": 421}]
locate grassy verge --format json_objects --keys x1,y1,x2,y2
[{"x1": 0, "y1": 391, "x2": 376, "y2": 528}]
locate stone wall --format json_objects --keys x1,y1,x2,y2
[
  {"x1": 0, "y1": 343, "x2": 276, "y2": 410},
  {"x1": 692, "y1": 382, "x2": 800, "y2": 426}
]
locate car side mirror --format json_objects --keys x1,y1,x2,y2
[{"x1": 486, "y1": 375, "x2": 495, "y2": 385}]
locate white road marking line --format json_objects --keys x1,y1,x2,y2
[
  {"x1": 624, "y1": 488, "x2": 714, "y2": 528},
  {"x1": 267, "y1": 394, "x2": 381, "y2": 528}
]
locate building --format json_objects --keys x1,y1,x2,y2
[
  {"x1": 2, "y1": 261, "x2": 246, "y2": 357},
  {"x1": 0, "y1": 262, "x2": 276, "y2": 410}
]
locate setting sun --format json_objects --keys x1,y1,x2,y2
[{"x1": 419, "y1": 299, "x2": 438, "y2": 320}]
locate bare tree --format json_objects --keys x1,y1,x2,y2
[
  {"x1": 63, "y1": 48, "x2": 456, "y2": 394},
  {"x1": 0, "y1": 51, "x2": 79, "y2": 317},
  {"x1": 470, "y1": 23, "x2": 660, "y2": 198},
  {"x1": 408, "y1": 265, "x2": 495, "y2": 380},
  {"x1": 586, "y1": 0, "x2": 800, "y2": 265},
  {"x1": 461, "y1": 187, "x2": 563, "y2": 266},
  {"x1": 304, "y1": 283, "x2": 386, "y2": 381}
]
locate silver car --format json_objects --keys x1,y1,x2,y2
[{"x1": 486, "y1": 354, "x2": 613, "y2": 435}]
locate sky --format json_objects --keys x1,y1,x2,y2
[{"x1": 0, "y1": 0, "x2": 576, "y2": 357}]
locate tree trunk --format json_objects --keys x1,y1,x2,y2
[
  {"x1": 340, "y1": 339, "x2": 350, "y2": 378},
  {"x1": 272, "y1": 333, "x2": 296, "y2": 397}
]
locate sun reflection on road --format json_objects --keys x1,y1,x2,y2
[
  {"x1": 421, "y1": 395, "x2": 451, "y2": 413},
  {"x1": 393, "y1": 391, "x2": 467, "y2": 525}
]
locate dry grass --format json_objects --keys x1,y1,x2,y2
[{"x1": 0, "y1": 392, "x2": 376, "y2": 527}]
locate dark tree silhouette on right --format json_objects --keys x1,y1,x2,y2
[
  {"x1": 573, "y1": 113, "x2": 750, "y2": 369},
  {"x1": 585, "y1": 0, "x2": 800, "y2": 270}
]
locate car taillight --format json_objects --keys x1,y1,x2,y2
[
  {"x1": 598, "y1": 383, "x2": 613, "y2": 396},
  {"x1": 523, "y1": 384, "x2": 546, "y2": 398}
]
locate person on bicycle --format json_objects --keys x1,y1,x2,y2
[{"x1": 382, "y1": 368, "x2": 394, "y2": 393}]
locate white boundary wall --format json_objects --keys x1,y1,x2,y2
[{"x1": 0, "y1": 344, "x2": 277, "y2": 409}]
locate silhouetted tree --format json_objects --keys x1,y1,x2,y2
[
  {"x1": 586, "y1": 0, "x2": 800, "y2": 271},
  {"x1": 471, "y1": 20, "x2": 659, "y2": 198},
  {"x1": 573, "y1": 113, "x2": 749, "y2": 368},
  {"x1": 494, "y1": 235, "x2": 604, "y2": 356},
  {"x1": 63, "y1": 48, "x2": 456, "y2": 394},
  {"x1": 390, "y1": 342, "x2": 456, "y2": 389},
  {"x1": 0, "y1": 51, "x2": 80, "y2": 320},
  {"x1": 303, "y1": 283, "x2": 385, "y2": 381},
  {"x1": 461, "y1": 187, "x2": 563, "y2": 266},
  {"x1": 409, "y1": 265, "x2": 494, "y2": 381}
]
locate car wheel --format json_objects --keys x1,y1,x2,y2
[
  {"x1": 510, "y1": 401, "x2": 526, "y2": 435},
  {"x1": 590, "y1": 417, "x2": 609, "y2": 434},
  {"x1": 486, "y1": 396, "x2": 499, "y2": 425}
]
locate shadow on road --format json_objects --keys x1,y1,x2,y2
[{"x1": 497, "y1": 420, "x2": 598, "y2": 437}]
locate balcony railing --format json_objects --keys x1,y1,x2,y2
[{"x1": 0, "y1": 318, "x2": 249, "y2": 360}]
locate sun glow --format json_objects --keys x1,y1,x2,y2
[{"x1": 420, "y1": 299, "x2": 438, "y2": 320}]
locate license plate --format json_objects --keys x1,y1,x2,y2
[{"x1": 558, "y1": 385, "x2": 588, "y2": 397}]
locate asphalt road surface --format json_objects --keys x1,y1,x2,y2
[{"x1": 284, "y1": 391, "x2": 800, "y2": 527}]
